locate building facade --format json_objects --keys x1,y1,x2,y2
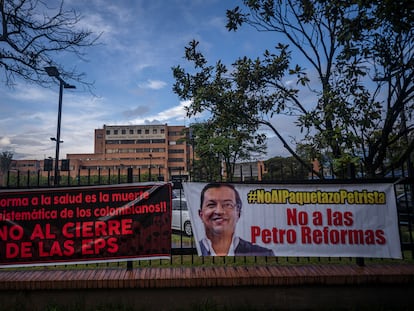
[
  {"x1": 66, "y1": 124, "x2": 190, "y2": 181},
  {"x1": 231, "y1": 161, "x2": 266, "y2": 181},
  {"x1": 5, "y1": 124, "x2": 270, "y2": 184}
]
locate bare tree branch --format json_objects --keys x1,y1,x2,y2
[{"x1": 0, "y1": 0, "x2": 101, "y2": 88}]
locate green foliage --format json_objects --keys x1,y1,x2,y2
[
  {"x1": 0, "y1": 151, "x2": 13, "y2": 173},
  {"x1": 189, "y1": 122, "x2": 266, "y2": 181},
  {"x1": 173, "y1": 40, "x2": 316, "y2": 178},
  {"x1": 174, "y1": 44, "x2": 270, "y2": 181},
  {"x1": 0, "y1": 151, "x2": 13, "y2": 187},
  {"x1": 224, "y1": 0, "x2": 414, "y2": 178}
]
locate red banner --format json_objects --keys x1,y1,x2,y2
[{"x1": 0, "y1": 183, "x2": 172, "y2": 267}]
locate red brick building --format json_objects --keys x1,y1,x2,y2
[
  {"x1": 66, "y1": 124, "x2": 191, "y2": 181},
  {"x1": 5, "y1": 124, "x2": 191, "y2": 183}
]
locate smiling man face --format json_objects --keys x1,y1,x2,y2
[{"x1": 199, "y1": 185, "x2": 240, "y2": 241}]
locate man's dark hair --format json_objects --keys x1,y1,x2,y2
[{"x1": 199, "y1": 183, "x2": 242, "y2": 214}]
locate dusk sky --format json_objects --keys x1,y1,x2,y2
[{"x1": 0, "y1": 0, "x2": 313, "y2": 160}]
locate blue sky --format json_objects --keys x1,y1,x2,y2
[{"x1": 0, "y1": 0, "x2": 309, "y2": 160}]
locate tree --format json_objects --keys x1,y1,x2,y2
[
  {"x1": 190, "y1": 123, "x2": 222, "y2": 181},
  {"x1": 189, "y1": 122, "x2": 266, "y2": 181},
  {"x1": 226, "y1": 0, "x2": 414, "y2": 177},
  {"x1": 263, "y1": 156, "x2": 309, "y2": 180},
  {"x1": 0, "y1": 150, "x2": 13, "y2": 186},
  {"x1": 173, "y1": 40, "x2": 319, "y2": 177},
  {"x1": 0, "y1": 0, "x2": 100, "y2": 87},
  {"x1": 0, "y1": 150, "x2": 13, "y2": 172}
]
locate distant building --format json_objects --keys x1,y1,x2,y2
[
  {"x1": 230, "y1": 161, "x2": 266, "y2": 181},
  {"x1": 4, "y1": 124, "x2": 191, "y2": 183},
  {"x1": 9, "y1": 159, "x2": 42, "y2": 171},
  {"x1": 6, "y1": 124, "x2": 270, "y2": 183},
  {"x1": 66, "y1": 124, "x2": 191, "y2": 181}
]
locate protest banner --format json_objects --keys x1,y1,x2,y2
[
  {"x1": 0, "y1": 183, "x2": 171, "y2": 267},
  {"x1": 183, "y1": 182, "x2": 401, "y2": 258}
]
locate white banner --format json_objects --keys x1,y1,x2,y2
[{"x1": 183, "y1": 182, "x2": 402, "y2": 258}]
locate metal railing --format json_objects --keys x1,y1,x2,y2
[{"x1": 1, "y1": 166, "x2": 414, "y2": 268}]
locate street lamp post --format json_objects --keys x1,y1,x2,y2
[{"x1": 45, "y1": 66, "x2": 76, "y2": 186}]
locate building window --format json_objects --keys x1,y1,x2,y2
[
  {"x1": 129, "y1": 129, "x2": 134, "y2": 134},
  {"x1": 170, "y1": 166, "x2": 185, "y2": 171},
  {"x1": 168, "y1": 149, "x2": 184, "y2": 154},
  {"x1": 152, "y1": 148, "x2": 165, "y2": 152},
  {"x1": 122, "y1": 129, "x2": 126, "y2": 134},
  {"x1": 114, "y1": 130, "x2": 118, "y2": 135},
  {"x1": 152, "y1": 139, "x2": 165, "y2": 143},
  {"x1": 168, "y1": 158, "x2": 184, "y2": 162},
  {"x1": 145, "y1": 129, "x2": 150, "y2": 134},
  {"x1": 106, "y1": 130, "x2": 110, "y2": 135},
  {"x1": 161, "y1": 129, "x2": 165, "y2": 134},
  {"x1": 153, "y1": 129, "x2": 157, "y2": 134},
  {"x1": 106, "y1": 140, "x2": 120, "y2": 144},
  {"x1": 137, "y1": 139, "x2": 150, "y2": 144},
  {"x1": 137, "y1": 129, "x2": 142, "y2": 134},
  {"x1": 119, "y1": 148, "x2": 135, "y2": 153},
  {"x1": 107, "y1": 149, "x2": 119, "y2": 154}
]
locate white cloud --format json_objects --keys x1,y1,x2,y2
[
  {"x1": 7, "y1": 84, "x2": 52, "y2": 102},
  {"x1": 139, "y1": 80, "x2": 167, "y2": 90},
  {"x1": 0, "y1": 136, "x2": 11, "y2": 147},
  {"x1": 130, "y1": 100, "x2": 190, "y2": 125}
]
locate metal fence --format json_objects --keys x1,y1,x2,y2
[{"x1": 1, "y1": 166, "x2": 414, "y2": 268}]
